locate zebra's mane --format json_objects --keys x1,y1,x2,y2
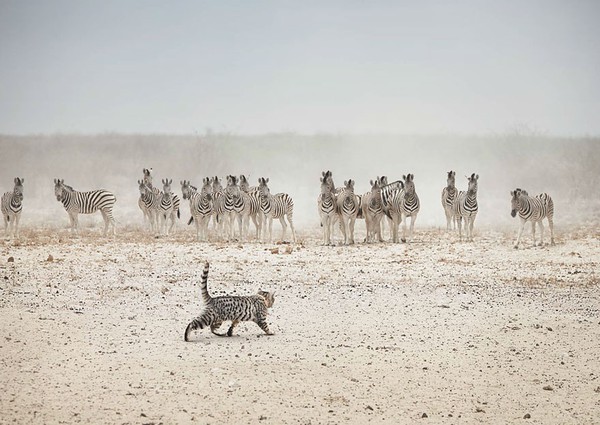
[
  {"x1": 381, "y1": 180, "x2": 404, "y2": 190},
  {"x1": 63, "y1": 184, "x2": 75, "y2": 191}
]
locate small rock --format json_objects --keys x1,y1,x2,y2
[
  {"x1": 47, "y1": 255, "x2": 54, "y2": 262},
  {"x1": 524, "y1": 413, "x2": 531, "y2": 419},
  {"x1": 160, "y1": 287, "x2": 169, "y2": 294},
  {"x1": 543, "y1": 385, "x2": 554, "y2": 391},
  {"x1": 546, "y1": 327, "x2": 553, "y2": 331},
  {"x1": 421, "y1": 413, "x2": 428, "y2": 418},
  {"x1": 7, "y1": 257, "x2": 14, "y2": 263},
  {"x1": 270, "y1": 248, "x2": 279, "y2": 254},
  {"x1": 594, "y1": 386, "x2": 600, "y2": 393},
  {"x1": 365, "y1": 405, "x2": 374, "y2": 411}
]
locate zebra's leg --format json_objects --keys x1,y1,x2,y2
[
  {"x1": 548, "y1": 216, "x2": 555, "y2": 245},
  {"x1": 279, "y1": 216, "x2": 287, "y2": 242},
  {"x1": 100, "y1": 211, "x2": 110, "y2": 236},
  {"x1": 14, "y1": 214, "x2": 20, "y2": 239},
  {"x1": 288, "y1": 212, "x2": 296, "y2": 244},
  {"x1": 531, "y1": 221, "x2": 536, "y2": 246},
  {"x1": 409, "y1": 213, "x2": 417, "y2": 242},
  {"x1": 457, "y1": 216, "x2": 463, "y2": 241},
  {"x1": 268, "y1": 216, "x2": 274, "y2": 243},
  {"x1": 538, "y1": 220, "x2": 545, "y2": 247},
  {"x1": 349, "y1": 216, "x2": 356, "y2": 245},
  {"x1": 514, "y1": 218, "x2": 526, "y2": 249},
  {"x1": 169, "y1": 211, "x2": 176, "y2": 235},
  {"x1": 3, "y1": 214, "x2": 8, "y2": 238},
  {"x1": 401, "y1": 214, "x2": 408, "y2": 243},
  {"x1": 468, "y1": 216, "x2": 475, "y2": 241},
  {"x1": 445, "y1": 208, "x2": 451, "y2": 231},
  {"x1": 68, "y1": 212, "x2": 78, "y2": 235}
]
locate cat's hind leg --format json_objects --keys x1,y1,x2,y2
[
  {"x1": 227, "y1": 320, "x2": 240, "y2": 337},
  {"x1": 210, "y1": 322, "x2": 227, "y2": 337}
]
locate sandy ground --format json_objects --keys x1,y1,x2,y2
[{"x1": 1, "y1": 222, "x2": 599, "y2": 424}]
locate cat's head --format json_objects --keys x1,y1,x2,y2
[{"x1": 258, "y1": 290, "x2": 275, "y2": 308}]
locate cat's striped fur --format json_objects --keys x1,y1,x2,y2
[{"x1": 184, "y1": 262, "x2": 275, "y2": 341}]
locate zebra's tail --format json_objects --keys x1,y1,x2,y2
[
  {"x1": 177, "y1": 208, "x2": 181, "y2": 219},
  {"x1": 199, "y1": 261, "x2": 211, "y2": 305},
  {"x1": 187, "y1": 216, "x2": 194, "y2": 225}
]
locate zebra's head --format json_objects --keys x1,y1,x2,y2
[
  {"x1": 54, "y1": 178, "x2": 66, "y2": 201},
  {"x1": 13, "y1": 177, "x2": 24, "y2": 201},
  {"x1": 239, "y1": 175, "x2": 251, "y2": 192},
  {"x1": 403, "y1": 174, "x2": 416, "y2": 195},
  {"x1": 510, "y1": 188, "x2": 524, "y2": 217},
  {"x1": 258, "y1": 177, "x2": 270, "y2": 198},
  {"x1": 467, "y1": 173, "x2": 478, "y2": 195},
  {"x1": 370, "y1": 178, "x2": 381, "y2": 193},
  {"x1": 227, "y1": 175, "x2": 239, "y2": 187},
  {"x1": 343, "y1": 179, "x2": 355, "y2": 194},
  {"x1": 321, "y1": 171, "x2": 335, "y2": 191},
  {"x1": 181, "y1": 180, "x2": 193, "y2": 200},
  {"x1": 201, "y1": 178, "x2": 213, "y2": 195},
  {"x1": 447, "y1": 171, "x2": 456, "y2": 188},
  {"x1": 212, "y1": 176, "x2": 222, "y2": 192},
  {"x1": 162, "y1": 179, "x2": 173, "y2": 197},
  {"x1": 320, "y1": 177, "x2": 332, "y2": 195},
  {"x1": 378, "y1": 176, "x2": 388, "y2": 186},
  {"x1": 142, "y1": 168, "x2": 153, "y2": 187}
]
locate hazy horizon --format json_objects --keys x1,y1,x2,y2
[{"x1": 1, "y1": 1, "x2": 599, "y2": 136}]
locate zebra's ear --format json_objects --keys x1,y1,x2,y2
[
  {"x1": 344, "y1": 180, "x2": 348, "y2": 186},
  {"x1": 169, "y1": 179, "x2": 173, "y2": 185},
  {"x1": 265, "y1": 178, "x2": 269, "y2": 183},
  {"x1": 402, "y1": 175, "x2": 406, "y2": 181},
  {"x1": 20, "y1": 178, "x2": 24, "y2": 184},
  {"x1": 475, "y1": 174, "x2": 479, "y2": 180},
  {"x1": 370, "y1": 179, "x2": 374, "y2": 186}
]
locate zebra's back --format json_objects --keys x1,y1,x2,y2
[{"x1": 73, "y1": 189, "x2": 116, "y2": 214}]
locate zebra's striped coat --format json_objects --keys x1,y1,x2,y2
[
  {"x1": 441, "y1": 171, "x2": 457, "y2": 231},
  {"x1": 511, "y1": 188, "x2": 555, "y2": 248},
  {"x1": 2, "y1": 177, "x2": 24, "y2": 239},
  {"x1": 181, "y1": 179, "x2": 213, "y2": 241},
  {"x1": 453, "y1": 173, "x2": 479, "y2": 242},
  {"x1": 258, "y1": 177, "x2": 296, "y2": 243},
  {"x1": 54, "y1": 178, "x2": 116, "y2": 236}
]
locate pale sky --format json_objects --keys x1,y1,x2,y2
[{"x1": 1, "y1": 0, "x2": 599, "y2": 135}]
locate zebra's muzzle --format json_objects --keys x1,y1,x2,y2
[{"x1": 510, "y1": 209, "x2": 516, "y2": 218}]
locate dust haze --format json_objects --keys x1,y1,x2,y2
[{"x1": 1, "y1": 133, "x2": 598, "y2": 235}]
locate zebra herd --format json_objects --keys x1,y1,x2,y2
[
  {"x1": 1, "y1": 170, "x2": 555, "y2": 248},
  {"x1": 318, "y1": 171, "x2": 421, "y2": 245},
  {"x1": 317, "y1": 170, "x2": 556, "y2": 248},
  {"x1": 153, "y1": 169, "x2": 296, "y2": 243}
]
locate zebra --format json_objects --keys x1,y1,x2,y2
[
  {"x1": 224, "y1": 175, "x2": 249, "y2": 241},
  {"x1": 258, "y1": 177, "x2": 296, "y2": 243},
  {"x1": 211, "y1": 176, "x2": 230, "y2": 239},
  {"x1": 400, "y1": 174, "x2": 420, "y2": 242},
  {"x1": 159, "y1": 179, "x2": 177, "y2": 236},
  {"x1": 141, "y1": 169, "x2": 180, "y2": 235},
  {"x1": 318, "y1": 175, "x2": 336, "y2": 245},
  {"x1": 453, "y1": 173, "x2": 479, "y2": 242},
  {"x1": 336, "y1": 179, "x2": 360, "y2": 245},
  {"x1": 441, "y1": 170, "x2": 457, "y2": 231},
  {"x1": 138, "y1": 180, "x2": 161, "y2": 235},
  {"x1": 239, "y1": 174, "x2": 263, "y2": 240},
  {"x1": 380, "y1": 179, "x2": 404, "y2": 243},
  {"x1": 54, "y1": 179, "x2": 116, "y2": 236},
  {"x1": 362, "y1": 178, "x2": 384, "y2": 243},
  {"x1": 181, "y1": 179, "x2": 213, "y2": 241},
  {"x1": 511, "y1": 188, "x2": 555, "y2": 249},
  {"x1": 139, "y1": 168, "x2": 153, "y2": 227},
  {"x1": 2, "y1": 177, "x2": 24, "y2": 239}
]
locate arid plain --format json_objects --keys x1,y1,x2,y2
[{"x1": 1, "y1": 221, "x2": 599, "y2": 424}]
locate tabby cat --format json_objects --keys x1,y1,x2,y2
[{"x1": 184, "y1": 261, "x2": 276, "y2": 341}]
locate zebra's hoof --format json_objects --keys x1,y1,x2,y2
[
  {"x1": 513, "y1": 245, "x2": 518, "y2": 250},
  {"x1": 401, "y1": 238, "x2": 406, "y2": 243}
]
